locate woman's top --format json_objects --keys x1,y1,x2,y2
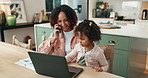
[
  {"x1": 66, "y1": 43, "x2": 109, "y2": 72},
  {"x1": 63, "y1": 30, "x2": 73, "y2": 54},
  {"x1": 38, "y1": 30, "x2": 79, "y2": 56}
]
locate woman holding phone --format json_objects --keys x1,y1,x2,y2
[{"x1": 38, "y1": 5, "x2": 79, "y2": 56}]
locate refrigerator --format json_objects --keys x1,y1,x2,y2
[
  {"x1": 72, "y1": 0, "x2": 88, "y2": 21},
  {"x1": 45, "y1": 0, "x2": 88, "y2": 21}
]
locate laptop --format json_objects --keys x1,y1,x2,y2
[{"x1": 28, "y1": 51, "x2": 83, "y2": 78}]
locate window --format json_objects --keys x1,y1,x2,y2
[{"x1": 45, "y1": 0, "x2": 61, "y2": 13}]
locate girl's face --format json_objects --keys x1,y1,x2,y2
[
  {"x1": 57, "y1": 11, "x2": 71, "y2": 32},
  {"x1": 77, "y1": 31, "x2": 93, "y2": 47}
]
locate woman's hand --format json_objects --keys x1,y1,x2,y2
[
  {"x1": 53, "y1": 24, "x2": 61, "y2": 38},
  {"x1": 92, "y1": 67, "x2": 103, "y2": 72},
  {"x1": 50, "y1": 24, "x2": 62, "y2": 44}
]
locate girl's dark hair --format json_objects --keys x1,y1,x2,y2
[
  {"x1": 75, "y1": 20, "x2": 101, "y2": 42},
  {"x1": 50, "y1": 5, "x2": 77, "y2": 29}
]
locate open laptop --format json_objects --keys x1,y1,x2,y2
[{"x1": 28, "y1": 51, "x2": 83, "y2": 78}]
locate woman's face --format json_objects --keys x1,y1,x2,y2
[{"x1": 57, "y1": 11, "x2": 71, "y2": 32}]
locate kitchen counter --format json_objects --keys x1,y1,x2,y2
[
  {"x1": 34, "y1": 23, "x2": 148, "y2": 41},
  {"x1": 35, "y1": 23, "x2": 148, "y2": 39},
  {"x1": 101, "y1": 24, "x2": 148, "y2": 39}
]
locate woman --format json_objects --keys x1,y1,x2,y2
[{"x1": 38, "y1": 5, "x2": 79, "y2": 56}]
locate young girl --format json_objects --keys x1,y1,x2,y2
[{"x1": 66, "y1": 20, "x2": 108, "y2": 72}]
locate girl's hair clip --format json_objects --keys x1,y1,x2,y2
[{"x1": 89, "y1": 22, "x2": 92, "y2": 26}]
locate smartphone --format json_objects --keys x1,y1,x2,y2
[
  {"x1": 56, "y1": 27, "x2": 61, "y2": 33},
  {"x1": 56, "y1": 27, "x2": 61, "y2": 30}
]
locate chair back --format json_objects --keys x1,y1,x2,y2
[
  {"x1": 12, "y1": 35, "x2": 32, "y2": 50},
  {"x1": 98, "y1": 45, "x2": 114, "y2": 73}
]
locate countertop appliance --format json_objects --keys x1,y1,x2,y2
[
  {"x1": 95, "y1": 9, "x2": 112, "y2": 18},
  {"x1": 142, "y1": 9, "x2": 148, "y2": 20},
  {"x1": 116, "y1": 16, "x2": 125, "y2": 21},
  {"x1": 110, "y1": 12, "x2": 116, "y2": 19}
]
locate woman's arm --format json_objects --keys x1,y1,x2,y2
[
  {"x1": 38, "y1": 33, "x2": 55, "y2": 54},
  {"x1": 38, "y1": 24, "x2": 62, "y2": 54}
]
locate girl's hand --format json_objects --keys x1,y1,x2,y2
[{"x1": 92, "y1": 67, "x2": 103, "y2": 72}]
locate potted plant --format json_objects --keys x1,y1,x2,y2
[{"x1": 96, "y1": 1, "x2": 104, "y2": 9}]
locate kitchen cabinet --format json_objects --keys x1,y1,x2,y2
[
  {"x1": 34, "y1": 23, "x2": 54, "y2": 51},
  {"x1": 113, "y1": 49, "x2": 128, "y2": 77},
  {"x1": 96, "y1": 34, "x2": 131, "y2": 78},
  {"x1": 100, "y1": 24, "x2": 148, "y2": 78},
  {"x1": 96, "y1": 33, "x2": 148, "y2": 78}
]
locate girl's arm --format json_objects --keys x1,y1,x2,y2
[
  {"x1": 93, "y1": 67, "x2": 103, "y2": 72},
  {"x1": 96, "y1": 50, "x2": 109, "y2": 72},
  {"x1": 65, "y1": 44, "x2": 79, "y2": 63}
]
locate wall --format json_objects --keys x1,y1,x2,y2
[
  {"x1": 24, "y1": 0, "x2": 73, "y2": 22},
  {"x1": 89, "y1": 0, "x2": 143, "y2": 20},
  {"x1": 61, "y1": 0, "x2": 73, "y2": 8},
  {"x1": 23, "y1": 0, "x2": 45, "y2": 22},
  {"x1": 2, "y1": 0, "x2": 147, "y2": 22},
  {"x1": 2, "y1": 0, "x2": 72, "y2": 45},
  {"x1": 22, "y1": 0, "x2": 148, "y2": 21},
  {"x1": 19, "y1": 0, "x2": 85, "y2": 22},
  {"x1": 0, "y1": 0, "x2": 45, "y2": 23},
  {"x1": 88, "y1": 0, "x2": 97, "y2": 19}
]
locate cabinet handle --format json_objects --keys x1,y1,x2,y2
[
  {"x1": 108, "y1": 40, "x2": 115, "y2": 44},
  {"x1": 42, "y1": 31, "x2": 46, "y2": 34}
]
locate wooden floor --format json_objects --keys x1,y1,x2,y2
[{"x1": 141, "y1": 55, "x2": 148, "y2": 78}]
